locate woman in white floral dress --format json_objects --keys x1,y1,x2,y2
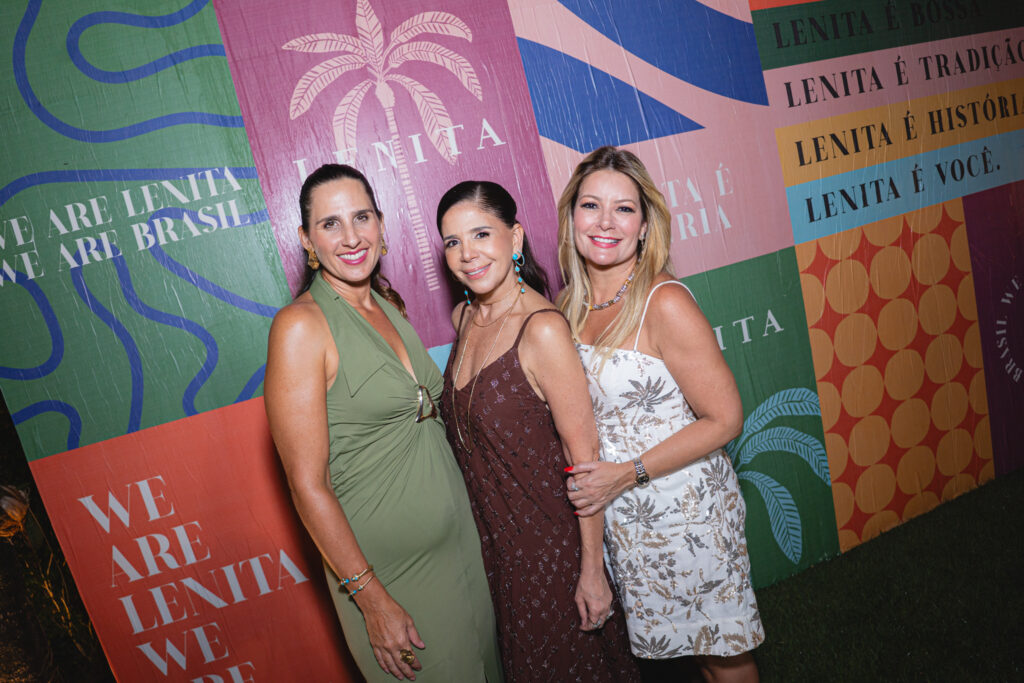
[{"x1": 557, "y1": 146, "x2": 764, "y2": 682}]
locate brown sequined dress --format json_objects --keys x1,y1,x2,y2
[{"x1": 442, "y1": 308, "x2": 640, "y2": 683}]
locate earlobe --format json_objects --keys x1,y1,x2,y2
[{"x1": 297, "y1": 225, "x2": 311, "y2": 250}]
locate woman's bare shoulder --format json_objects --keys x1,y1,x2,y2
[
  {"x1": 270, "y1": 294, "x2": 329, "y2": 345},
  {"x1": 520, "y1": 304, "x2": 573, "y2": 350}
]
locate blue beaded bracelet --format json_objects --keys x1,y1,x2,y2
[
  {"x1": 347, "y1": 574, "x2": 376, "y2": 598},
  {"x1": 338, "y1": 564, "x2": 373, "y2": 587},
  {"x1": 338, "y1": 564, "x2": 373, "y2": 593}
]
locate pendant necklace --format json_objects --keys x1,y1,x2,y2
[
  {"x1": 452, "y1": 288, "x2": 522, "y2": 450},
  {"x1": 588, "y1": 268, "x2": 635, "y2": 311}
]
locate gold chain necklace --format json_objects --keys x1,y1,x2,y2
[
  {"x1": 451, "y1": 289, "x2": 522, "y2": 450},
  {"x1": 470, "y1": 285, "x2": 520, "y2": 327}
]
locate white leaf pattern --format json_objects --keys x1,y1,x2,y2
[
  {"x1": 389, "y1": 12, "x2": 472, "y2": 47},
  {"x1": 332, "y1": 80, "x2": 373, "y2": 153},
  {"x1": 578, "y1": 343, "x2": 763, "y2": 657},
  {"x1": 288, "y1": 54, "x2": 365, "y2": 120},
  {"x1": 281, "y1": 32, "x2": 363, "y2": 54},
  {"x1": 385, "y1": 74, "x2": 455, "y2": 163},
  {"x1": 355, "y1": 0, "x2": 385, "y2": 77},
  {"x1": 386, "y1": 42, "x2": 482, "y2": 99}
]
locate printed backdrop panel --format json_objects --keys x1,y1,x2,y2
[
  {"x1": 2, "y1": 0, "x2": 1023, "y2": 679},
  {"x1": 1, "y1": 0, "x2": 288, "y2": 460},
  {"x1": 28, "y1": 399, "x2": 355, "y2": 682},
  {"x1": 684, "y1": 248, "x2": 839, "y2": 587},
  {"x1": 509, "y1": 0, "x2": 795, "y2": 278},
  {"x1": 754, "y1": 0, "x2": 1024, "y2": 70},
  {"x1": 798, "y1": 202, "x2": 992, "y2": 551},
  {"x1": 214, "y1": 0, "x2": 561, "y2": 349},
  {"x1": 753, "y1": 1, "x2": 1023, "y2": 549},
  {"x1": 961, "y1": 180, "x2": 1024, "y2": 476}
]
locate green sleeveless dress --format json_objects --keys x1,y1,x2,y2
[{"x1": 311, "y1": 275, "x2": 502, "y2": 682}]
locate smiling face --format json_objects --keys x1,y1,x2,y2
[
  {"x1": 299, "y1": 177, "x2": 384, "y2": 291},
  {"x1": 572, "y1": 169, "x2": 647, "y2": 271},
  {"x1": 440, "y1": 201, "x2": 524, "y2": 299}
]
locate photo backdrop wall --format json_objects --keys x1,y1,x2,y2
[{"x1": 2, "y1": 0, "x2": 1021, "y2": 680}]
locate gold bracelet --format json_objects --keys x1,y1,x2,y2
[
  {"x1": 337, "y1": 565, "x2": 373, "y2": 591},
  {"x1": 347, "y1": 573, "x2": 376, "y2": 598}
]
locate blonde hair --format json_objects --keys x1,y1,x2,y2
[{"x1": 556, "y1": 146, "x2": 673, "y2": 370}]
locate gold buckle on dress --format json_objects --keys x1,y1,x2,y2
[{"x1": 415, "y1": 384, "x2": 437, "y2": 423}]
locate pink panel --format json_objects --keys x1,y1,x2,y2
[
  {"x1": 510, "y1": 0, "x2": 795, "y2": 277},
  {"x1": 215, "y1": 0, "x2": 559, "y2": 347}
]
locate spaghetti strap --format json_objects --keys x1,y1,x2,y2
[
  {"x1": 632, "y1": 280, "x2": 696, "y2": 350},
  {"x1": 513, "y1": 308, "x2": 566, "y2": 349}
]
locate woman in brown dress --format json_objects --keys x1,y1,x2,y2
[{"x1": 436, "y1": 181, "x2": 639, "y2": 682}]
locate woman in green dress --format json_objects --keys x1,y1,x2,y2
[{"x1": 265, "y1": 164, "x2": 502, "y2": 682}]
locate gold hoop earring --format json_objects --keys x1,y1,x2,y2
[{"x1": 381, "y1": 241, "x2": 389, "y2": 256}]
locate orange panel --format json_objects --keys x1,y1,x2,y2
[{"x1": 30, "y1": 399, "x2": 358, "y2": 682}]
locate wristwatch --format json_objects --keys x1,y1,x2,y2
[{"x1": 632, "y1": 458, "x2": 650, "y2": 488}]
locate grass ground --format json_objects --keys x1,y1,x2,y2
[{"x1": 753, "y1": 468, "x2": 1023, "y2": 682}]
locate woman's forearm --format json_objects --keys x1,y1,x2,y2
[
  {"x1": 577, "y1": 512, "x2": 605, "y2": 574},
  {"x1": 640, "y1": 413, "x2": 741, "y2": 481},
  {"x1": 289, "y1": 481, "x2": 389, "y2": 607}
]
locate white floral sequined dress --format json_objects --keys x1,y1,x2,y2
[{"x1": 577, "y1": 280, "x2": 764, "y2": 659}]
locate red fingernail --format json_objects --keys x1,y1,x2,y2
[
  {"x1": 564, "y1": 466, "x2": 573, "y2": 472},
  {"x1": 573, "y1": 511, "x2": 580, "y2": 516}
]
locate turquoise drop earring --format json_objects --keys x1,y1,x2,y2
[
  {"x1": 464, "y1": 288, "x2": 471, "y2": 304},
  {"x1": 512, "y1": 252, "x2": 526, "y2": 293}
]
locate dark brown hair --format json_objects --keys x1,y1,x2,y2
[
  {"x1": 298, "y1": 164, "x2": 406, "y2": 317},
  {"x1": 436, "y1": 180, "x2": 549, "y2": 297}
]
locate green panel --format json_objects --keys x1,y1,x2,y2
[
  {"x1": 1, "y1": 1, "x2": 290, "y2": 460},
  {"x1": 683, "y1": 248, "x2": 840, "y2": 588},
  {"x1": 754, "y1": 0, "x2": 1024, "y2": 71}
]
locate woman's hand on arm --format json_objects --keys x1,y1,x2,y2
[
  {"x1": 265, "y1": 304, "x2": 423, "y2": 679},
  {"x1": 520, "y1": 311, "x2": 615, "y2": 630},
  {"x1": 565, "y1": 460, "x2": 635, "y2": 518}
]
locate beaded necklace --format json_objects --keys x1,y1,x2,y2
[
  {"x1": 451, "y1": 289, "x2": 522, "y2": 450},
  {"x1": 587, "y1": 269, "x2": 635, "y2": 311}
]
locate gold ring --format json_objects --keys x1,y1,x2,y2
[{"x1": 400, "y1": 649, "x2": 415, "y2": 665}]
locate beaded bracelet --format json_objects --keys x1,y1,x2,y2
[
  {"x1": 347, "y1": 573, "x2": 376, "y2": 598},
  {"x1": 337, "y1": 565, "x2": 373, "y2": 591}
]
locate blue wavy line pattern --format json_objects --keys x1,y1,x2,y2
[
  {"x1": 67, "y1": 0, "x2": 225, "y2": 84},
  {"x1": 71, "y1": 267, "x2": 144, "y2": 433},
  {"x1": 236, "y1": 364, "x2": 266, "y2": 402},
  {"x1": 2, "y1": 166, "x2": 276, "y2": 446},
  {"x1": 556, "y1": 0, "x2": 768, "y2": 106},
  {"x1": 110, "y1": 254, "x2": 218, "y2": 416},
  {"x1": 517, "y1": 38, "x2": 702, "y2": 152},
  {"x1": 0, "y1": 271, "x2": 64, "y2": 380},
  {"x1": 0, "y1": 167, "x2": 259, "y2": 209},
  {"x1": 146, "y1": 207, "x2": 278, "y2": 319},
  {"x1": 12, "y1": 400, "x2": 83, "y2": 451},
  {"x1": 14, "y1": 0, "x2": 242, "y2": 143}
]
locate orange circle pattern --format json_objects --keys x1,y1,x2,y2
[{"x1": 798, "y1": 201, "x2": 991, "y2": 551}]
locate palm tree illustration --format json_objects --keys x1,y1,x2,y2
[
  {"x1": 726, "y1": 387, "x2": 831, "y2": 565},
  {"x1": 283, "y1": 0, "x2": 483, "y2": 290}
]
